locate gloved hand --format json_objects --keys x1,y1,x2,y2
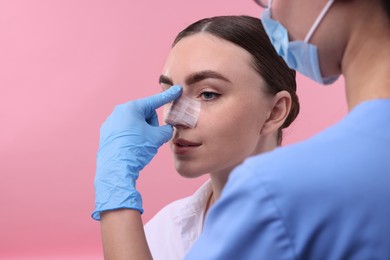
[{"x1": 92, "y1": 86, "x2": 182, "y2": 220}]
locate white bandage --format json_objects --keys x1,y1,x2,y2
[{"x1": 164, "y1": 95, "x2": 201, "y2": 128}]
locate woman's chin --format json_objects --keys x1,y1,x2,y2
[{"x1": 175, "y1": 166, "x2": 206, "y2": 179}]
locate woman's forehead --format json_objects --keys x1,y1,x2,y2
[{"x1": 164, "y1": 33, "x2": 260, "y2": 80}]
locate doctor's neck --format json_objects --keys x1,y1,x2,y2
[{"x1": 341, "y1": 0, "x2": 390, "y2": 109}]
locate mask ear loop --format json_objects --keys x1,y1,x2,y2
[{"x1": 304, "y1": 0, "x2": 334, "y2": 43}]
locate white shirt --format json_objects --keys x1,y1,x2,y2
[{"x1": 144, "y1": 180, "x2": 212, "y2": 260}]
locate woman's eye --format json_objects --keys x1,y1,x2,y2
[{"x1": 200, "y1": 91, "x2": 221, "y2": 101}]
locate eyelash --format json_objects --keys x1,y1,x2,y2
[{"x1": 199, "y1": 91, "x2": 221, "y2": 101}]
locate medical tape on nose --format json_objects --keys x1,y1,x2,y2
[{"x1": 164, "y1": 95, "x2": 201, "y2": 128}]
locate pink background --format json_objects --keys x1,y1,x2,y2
[{"x1": 0, "y1": 0, "x2": 347, "y2": 259}]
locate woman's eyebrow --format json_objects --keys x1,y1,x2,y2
[
  {"x1": 159, "y1": 75, "x2": 173, "y2": 86},
  {"x1": 158, "y1": 70, "x2": 231, "y2": 87},
  {"x1": 185, "y1": 70, "x2": 231, "y2": 85}
]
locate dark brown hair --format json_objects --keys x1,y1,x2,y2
[
  {"x1": 173, "y1": 15, "x2": 299, "y2": 145},
  {"x1": 383, "y1": 0, "x2": 390, "y2": 18}
]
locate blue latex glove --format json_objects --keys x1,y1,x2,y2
[{"x1": 92, "y1": 86, "x2": 182, "y2": 220}]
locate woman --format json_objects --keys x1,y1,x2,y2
[
  {"x1": 92, "y1": 15, "x2": 299, "y2": 259},
  {"x1": 144, "y1": 15, "x2": 299, "y2": 259}
]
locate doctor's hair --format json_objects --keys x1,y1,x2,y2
[
  {"x1": 383, "y1": 0, "x2": 390, "y2": 18},
  {"x1": 173, "y1": 15, "x2": 299, "y2": 145}
]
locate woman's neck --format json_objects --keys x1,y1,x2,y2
[
  {"x1": 205, "y1": 166, "x2": 235, "y2": 212},
  {"x1": 206, "y1": 135, "x2": 279, "y2": 211}
]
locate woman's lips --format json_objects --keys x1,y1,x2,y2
[{"x1": 172, "y1": 138, "x2": 201, "y2": 155}]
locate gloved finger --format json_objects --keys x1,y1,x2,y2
[
  {"x1": 139, "y1": 85, "x2": 182, "y2": 116},
  {"x1": 146, "y1": 86, "x2": 182, "y2": 126},
  {"x1": 151, "y1": 124, "x2": 174, "y2": 146},
  {"x1": 147, "y1": 110, "x2": 159, "y2": 127}
]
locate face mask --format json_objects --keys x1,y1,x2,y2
[{"x1": 261, "y1": 0, "x2": 339, "y2": 85}]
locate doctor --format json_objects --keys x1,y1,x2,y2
[{"x1": 93, "y1": 0, "x2": 390, "y2": 259}]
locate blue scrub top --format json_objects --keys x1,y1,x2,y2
[{"x1": 186, "y1": 99, "x2": 390, "y2": 259}]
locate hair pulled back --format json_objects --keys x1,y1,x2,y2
[{"x1": 174, "y1": 15, "x2": 299, "y2": 144}]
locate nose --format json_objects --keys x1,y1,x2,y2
[{"x1": 163, "y1": 95, "x2": 201, "y2": 128}]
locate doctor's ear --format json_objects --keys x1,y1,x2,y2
[{"x1": 260, "y1": 91, "x2": 292, "y2": 136}]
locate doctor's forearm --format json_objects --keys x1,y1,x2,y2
[{"x1": 100, "y1": 209, "x2": 152, "y2": 260}]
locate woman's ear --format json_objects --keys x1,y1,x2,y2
[{"x1": 260, "y1": 91, "x2": 292, "y2": 136}]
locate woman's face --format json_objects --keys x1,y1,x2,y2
[{"x1": 160, "y1": 33, "x2": 273, "y2": 178}]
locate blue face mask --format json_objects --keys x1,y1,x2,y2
[{"x1": 261, "y1": 0, "x2": 339, "y2": 85}]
